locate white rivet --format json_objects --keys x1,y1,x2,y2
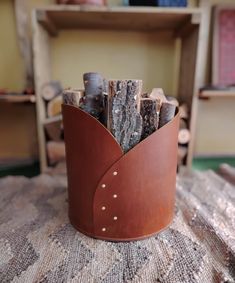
[
  {"x1": 101, "y1": 206, "x2": 106, "y2": 211},
  {"x1": 113, "y1": 216, "x2": 118, "y2": 221},
  {"x1": 101, "y1": 184, "x2": 106, "y2": 188},
  {"x1": 113, "y1": 171, "x2": 118, "y2": 176},
  {"x1": 113, "y1": 194, "x2": 117, "y2": 198},
  {"x1": 102, "y1": 228, "x2": 106, "y2": 232}
]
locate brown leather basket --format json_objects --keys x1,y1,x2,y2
[{"x1": 62, "y1": 104, "x2": 179, "y2": 241}]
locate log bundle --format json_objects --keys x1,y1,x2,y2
[
  {"x1": 41, "y1": 75, "x2": 191, "y2": 167},
  {"x1": 41, "y1": 81, "x2": 65, "y2": 166},
  {"x1": 62, "y1": 75, "x2": 180, "y2": 154}
]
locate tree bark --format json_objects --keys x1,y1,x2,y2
[
  {"x1": 108, "y1": 80, "x2": 143, "y2": 152},
  {"x1": 140, "y1": 98, "x2": 160, "y2": 140},
  {"x1": 159, "y1": 102, "x2": 176, "y2": 128},
  {"x1": 81, "y1": 72, "x2": 105, "y2": 120}
]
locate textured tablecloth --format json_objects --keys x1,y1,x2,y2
[{"x1": 0, "y1": 170, "x2": 234, "y2": 283}]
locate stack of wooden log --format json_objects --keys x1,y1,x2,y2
[
  {"x1": 178, "y1": 103, "x2": 190, "y2": 165},
  {"x1": 42, "y1": 74, "x2": 191, "y2": 167},
  {"x1": 63, "y1": 72, "x2": 179, "y2": 154},
  {"x1": 41, "y1": 81, "x2": 65, "y2": 165}
]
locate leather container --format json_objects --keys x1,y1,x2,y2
[{"x1": 62, "y1": 104, "x2": 179, "y2": 241}]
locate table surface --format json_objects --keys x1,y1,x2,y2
[{"x1": 0, "y1": 170, "x2": 234, "y2": 283}]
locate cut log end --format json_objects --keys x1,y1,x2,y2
[
  {"x1": 62, "y1": 89, "x2": 84, "y2": 108},
  {"x1": 41, "y1": 81, "x2": 62, "y2": 101},
  {"x1": 47, "y1": 95, "x2": 63, "y2": 118}
]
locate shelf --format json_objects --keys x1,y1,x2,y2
[
  {"x1": 43, "y1": 115, "x2": 62, "y2": 125},
  {"x1": 0, "y1": 94, "x2": 36, "y2": 103},
  {"x1": 36, "y1": 5, "x2": 201, "y2": 36},
  {"x1": 199, "y1": 90, "x2": 235, "y2": 99}
]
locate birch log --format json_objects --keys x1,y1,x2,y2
[
  {"x1": 81, "y1": 72, "x2": 104, "y2": 120},
  {"x1": 108, "y1": 80, "x2": 143, "y2": 152},
  {"x1": 140, "y1": 98, "x2": 160, "y2": 140}
]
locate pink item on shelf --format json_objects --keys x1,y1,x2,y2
[{"x1": 213, "y1": 6, "x2": 235, "y2": 85}]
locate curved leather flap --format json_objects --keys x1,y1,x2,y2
[
  {"x1": 62, "y1": 104, "x2": 123, "y2": 233},
  {"x1": 93, "y1": 112, "x2": 179, "y2": 241},
  {"x1": 62, "y1": 104, "x2": 179, "y2": 240}
]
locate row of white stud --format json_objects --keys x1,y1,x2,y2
[{"x1": 101, "y1": 171, "x2": 118, "y2": 232}]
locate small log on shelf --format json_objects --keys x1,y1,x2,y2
[
  {"x1": 178, "y1": 119, "x2": 190, "y2": 145},
  {"x1": 47, "y1": 141, "x2": 65, "y2": 165},
  {"x1": 140, "y1": 98, "x2": 160, "y2": 140},
  {"x1": 108, "y1": 80, "x2": 143, "y2": 152},
  {"x1": 62, "y1": 89, "x2": 84, "y2": 108},
  {"x1": 179, "y1": 103, "x2": 189, "y2": 120},
  {"x1": 44, "y1": 116, "x2": 63, "y2": 141},
  {"x1": 41, "y1": 81, "x2": 62, "y2": 101},
  {"x1": 81, "y1": 72, "x2": 104, "y2": 120},
  {"x1": 178, "y1": 145, "x2": 187, "y2": 166},
  {"x1": 159, "y1": 102, "x2": 176, "y2": 128},
  {"x1": 47, "y1": 95, "x2": 63, "y2": 117}
]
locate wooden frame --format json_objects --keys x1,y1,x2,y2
[{"x1": 32, "y1": 4, "x2": 210, "y2": 172}]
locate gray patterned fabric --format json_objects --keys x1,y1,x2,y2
[{"x1": 0, "y1": 170, "x2": 234, "y2": 283}]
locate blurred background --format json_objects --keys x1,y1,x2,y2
[{"x1": 0, "y1": 0, "x2": 235, "y2": 177}]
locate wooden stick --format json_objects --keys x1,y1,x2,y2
[
  {"x1": 62, "y1": 89, "x2": 84, "y2": 108},
  {"x1": 140, "y1": 98, "x2": 160, "y2": 140},
  {"x1": 108, "y1": 80, "x2": 143, "y2": 152},
  {"x1": 159, "y1": 102, "x2": 176, "y2": 128}
]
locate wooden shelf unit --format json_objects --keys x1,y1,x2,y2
[{"x1": 32, "y1": 3, "x2": 210, "y2": 172}]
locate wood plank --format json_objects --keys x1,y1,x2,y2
[
  {"x1": 0, "y1": 95, "x2": 36, "y2": 103},
  {"x1": 35, "y1": 6, "x2": 201, "y2": 35},
  {"x1": 43, "y1": 115, "x2": 62, "y2": 125},
  {"x1": 32, "y1": 9, "x2": 52, "y2": 172},
  {"x1": 36, "y1": 10, "x2": 58, "y2": 37},
  {"x1": 14, "y1": 0, "x2": 34, "y2": 89},
  {"x1": 199, "y1": 90, "x2": 235, "y2": 98},
  {"x1": 186, "y1": 0, "x2": 211, "y2": 168}
]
